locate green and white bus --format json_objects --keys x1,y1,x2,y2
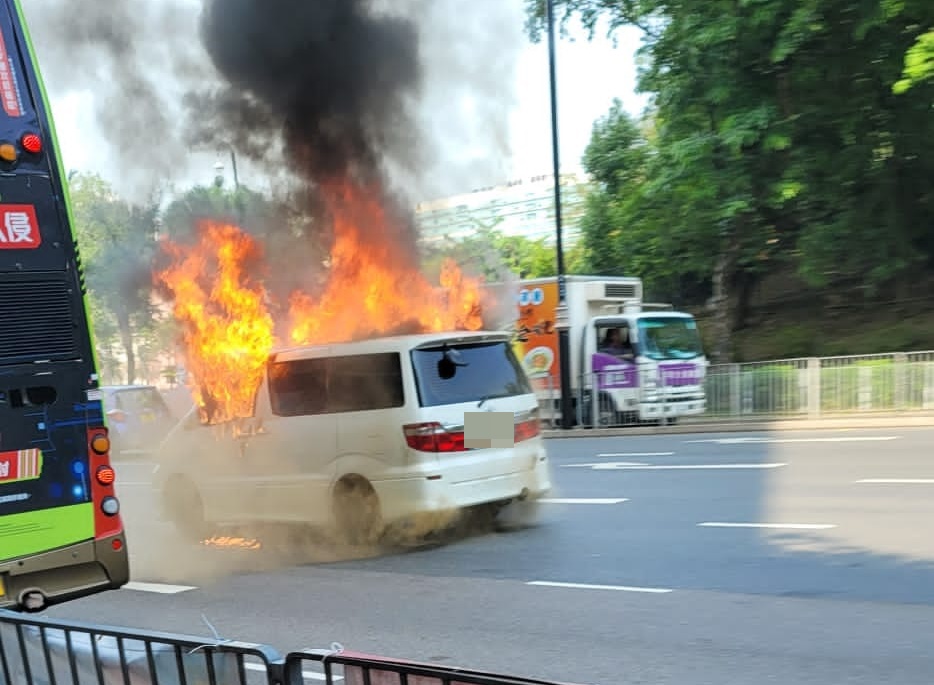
[{"x1": 0, "y1": 0, "x2": 128, "y2": 612}]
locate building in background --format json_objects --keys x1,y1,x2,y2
[{"x1": 415, "y1": 170, "x2": 593, "y2": 246}]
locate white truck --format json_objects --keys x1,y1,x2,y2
[{"x1": 485, "y1": 275, "x2": 708, "y2": 426}]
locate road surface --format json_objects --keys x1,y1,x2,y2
[{"x1": 40, "y1": 427, "x2": 934, "y2": 685}]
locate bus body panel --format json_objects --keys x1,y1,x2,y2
[{"x1": 0, "y1": 0, "x2": 128, "y2": 611}]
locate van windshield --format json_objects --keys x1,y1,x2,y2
[{"x1": 410, "y1": 340, "x2": 532, "y2": 408}]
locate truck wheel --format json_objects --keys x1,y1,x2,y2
[{"x1": 333, "y1": 476, "x2": 384, "y2": 547}]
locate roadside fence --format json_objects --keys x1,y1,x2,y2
[
  {"x1": 0, "y1": 609, "x2": 575, "y2": 685},
  {"x1": 529, "y1": 350, "x2": 934, "y2": 428}
]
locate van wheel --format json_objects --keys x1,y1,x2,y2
[
  {"x1": 332, "y1": 476, "x2": 383, "y2": 547},
  {"x1": 164, "y1": 478, "x2": 210, "y2": 544}
]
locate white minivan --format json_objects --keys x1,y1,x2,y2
[{"x1": 152, "y1": 331, "x2": 552, "y2": 545}]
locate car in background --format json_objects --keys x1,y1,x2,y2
[{"x1": 101, "y1": 385, "x2": 177, "y2": 456}]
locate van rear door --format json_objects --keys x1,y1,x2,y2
[{"x1": 407, "y1": 338, "x2": 541, "y2": 485}]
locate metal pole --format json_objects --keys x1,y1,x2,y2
[
  {"x1": 227, "y1": 146, "x2": 246, "y2": 225},
  {"x1": 546, "y1": 0, "x2": 574, "y2": 429}
]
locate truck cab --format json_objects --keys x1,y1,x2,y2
[
  {"x1": 489, "y1": 275, "x2": 708, "y2": 427},
  {"x1": 582, "y1": 306, "x2": 707, "y2": 425}
]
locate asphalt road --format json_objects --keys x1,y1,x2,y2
[{"x1": 38, "y1": 427, "x2": 934, "y2": 685}]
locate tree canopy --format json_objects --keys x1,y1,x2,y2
[{"x1": 526, "y1": 0, "x2": 934, "y2": 361}]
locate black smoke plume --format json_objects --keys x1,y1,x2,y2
[
  {"x1": 22, "y1": 0, "x2": 521, "y2": 216},
  {"x1": 193, "y1": 0, "x2": 423, "y2": 188}
]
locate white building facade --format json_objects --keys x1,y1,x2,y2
[{"x1": 415, "y1": 171, "x2": 593, "y2": 246}]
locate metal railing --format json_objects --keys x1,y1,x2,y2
[
  {"x1": 705, "y1": 351, "x2": 934, "y2": 419},
  {"x1": 0, "y1": 610, "x2": 576, "y2": 685},
  {"x1": 530, "y1": 350, "x2": 934, "y2": 428}
]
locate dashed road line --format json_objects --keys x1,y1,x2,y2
[
  {"x1": 855, "y1": 478, "x2": 934, "y2": 484},
  {"x1": 527, "y1": 581, "x2": 673, "y2": 594},
  {"x1": 562, "y1": 462, "x2": 787, "y2": 471},
  {"x1": 698, "y1": 522, "x2": 837, "y2": 530},
  {"x1": 597, "y1": 452, "x2": 674, "y2": 457},
  {"x1": 123, "y1": 581, "x2": 198, "y2": 594},
  {"x1": 685, "y1": 436, "x2": 900, "y2": 444},
  {"x1": 244, "y1": 662, "x2": 340, "y2": 681},
  {"x1": 539, "y1": 498, "x2": 628, "y2": 504}
]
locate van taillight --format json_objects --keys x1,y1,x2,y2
[
  {"x1": 403, "y1": 422, "x2": 467, "y2": 453},
  {"x1": 514, "y1": 417, "x2": 541, "y2": 443}
]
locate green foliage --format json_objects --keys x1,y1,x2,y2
[
  {"x1": 527, "y1": 0, "x2": 934, "y2": 358},
  {"x1": 422, "y1": 224, "x2": 586, "y2": 283},
  {"x1": 69, "y1": 172, "x2": 162, "y2": 384},
  {"x1": 893, "y1": 29, "x2": 934, "y2": 93}
]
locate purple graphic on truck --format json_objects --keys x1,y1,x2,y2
[
  {"x1": 591, "y1": 353, "x2": 637, "y2": 389},
  {"x1": 659, "y1": 362, "x2": 703, "y2": 387}
]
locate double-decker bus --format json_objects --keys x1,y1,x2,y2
[{"x1": 0, "y1": 0, "x2": 128, "y2": 612}]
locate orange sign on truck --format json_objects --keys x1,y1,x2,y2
[{"x1": 508, "y1": 279, "x2": 562, "y2": 390}]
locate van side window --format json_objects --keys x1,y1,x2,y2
[
  {"x1": 267, "y1": 353, "x2": 405, "y2": 417},
  {"x1": 327, "y1": 353, "x2": 405, "y2": 413},
  {"x1": 268, "y1": 358, "x2": 328, "y2": 416}
]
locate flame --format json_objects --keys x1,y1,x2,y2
[
  {"x1": 154, "y1": 221, "x2": 275, "y2": 425},
  {"x1": 287, "y1": 179, "x2": 484, "y2": 345},
  {"x1": 201, "y1": 535, "x2": 262, "y2": 550},
  {"x1": 154, "y1": 179, "x2": 486, "y2": 426}
]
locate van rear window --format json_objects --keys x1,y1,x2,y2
[{"x1": 410, "y1": 341, "x2": 532, "y2": 408}]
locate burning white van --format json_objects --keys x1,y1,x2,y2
[{"x1": 152, "y1": 331, "x2": 552, "y2": 545}]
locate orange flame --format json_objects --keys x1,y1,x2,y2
[
  {"x1": 155, "y1": 179, "x2": 485, "y2": 425},
  {"x1": 287, "y1": 180, "x2": 483, "y2": 345},
  {"x1": 154, "y1": 221, "x2": 275, "y2": 425},
  {"x1": 201, "y1": 535, "x2": 263, "y2": 550}
]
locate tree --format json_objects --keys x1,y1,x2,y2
[
  {"x1": 526, "y1": 0, "x2": 934, "y2": 361},
  {"x1": 422, "y1": 222, "x2": 586, "y2": 284},
  {"x1": 69, "y1": 173, "x2": 162, "y2": 384}
]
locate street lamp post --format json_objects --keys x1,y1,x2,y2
[
  {"x1": 213, "y1": 145, "x2": 245, "y2": 224},
  {"x1": 546, "y1": 0, "x2": 575, "y2": 429}
]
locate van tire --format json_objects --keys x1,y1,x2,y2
[
  {"x1": 332, "y1": 476, "x2": 383, "y2": 547},
  {"x1": 164, "y1": 477, "x2": 209, "y2": 544}
]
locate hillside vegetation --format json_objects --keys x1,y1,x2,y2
[{"x1": 525, "y1": 0, "x2": 934, "y2": 363}]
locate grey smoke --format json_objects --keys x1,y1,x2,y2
[{"x1": 20, "y1": 0, "x2": 523, "y2": 209}]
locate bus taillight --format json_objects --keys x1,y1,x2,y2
[
  {"x1": 86, "y1": 426, "x2": 123, "y2": 539},
  {"x1": 96, "y1": 465, "x2": 116, "y2": 485},
  {"x1": 90, "y1": 431, "x2": 110, "y2": 455},
  {"x1": 21, "y1": 132, "x2": 41, "y2": 154}
]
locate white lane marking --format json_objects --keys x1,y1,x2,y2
[
  {"x1": 527, "y1": 581, "x2": 673, "y2": 594},
  {"x1": 597, "y1": 452, "x2": 675, "y2": 457},
  {"x1": 685, "y1": 436, "x2": 899, "y2": 444},
  {"x1": 123, "y1": 581, "x2": 197, "y2": 594},
  {"x1": 244, "y1": 662, "x2": 340, "y2": 681},
  {"x1": 561, "y1": 462, "x2": 786, "y2": 470},
  {"x1": 539, "y1": 498, "x2": 628, "y2": 504},
  {"x1": 561, "y1": 462, "x2": 647, "y2": 468},
  {"x1": 698, "y1": 522, "x2": 837, "y2": 530},
  {"x1": 855, "y1": 478, "x2": 934, "y2": 484}
]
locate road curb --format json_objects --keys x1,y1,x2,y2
[{"x1": 541, "y1": 415, "x2": 934, "y2": 438}]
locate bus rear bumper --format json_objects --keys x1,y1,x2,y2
[{"x1": 0, "y1": 535, "x2": 129, "y2": 612}]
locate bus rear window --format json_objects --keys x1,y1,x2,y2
[{"x1": 410, "y1": 341, "x2": 532, "y2": 408}]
